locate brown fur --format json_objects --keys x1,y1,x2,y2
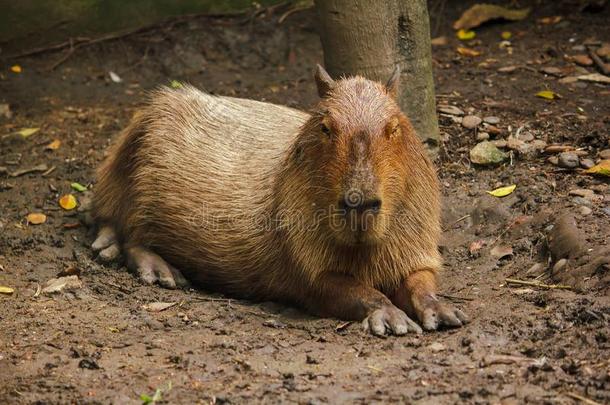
[{"x1": 93, "y1": 70, "x2": 449, "y2": 330}]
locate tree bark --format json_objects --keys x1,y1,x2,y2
[{"x1": 314, "y1": 0, "x2": 439, "y2": 148}]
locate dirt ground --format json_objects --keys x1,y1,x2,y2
[{"x1": 1, "y1": 1, "x2": 609, "y2": 404}]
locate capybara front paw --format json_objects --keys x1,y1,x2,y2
[
  {"x1": 363, "y1": 304, "x2": 423, "y2": 336},
  {"x1": 416, "y1": 295, "x2": 468, "y2": 331}
]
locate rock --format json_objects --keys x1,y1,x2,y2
[
  {"x1": 428, "y1": 342, "x2": 446, "y2": 352},
  {"x1": 568, "y1": 189, "x2": 595, "y2": 199},
  {"x1": 491, "y1": 139, "x2": 507, "y2": 148},
  {"x1": 491, "y1": 245, "x2": 514, "y2": 260},
  {"x1": 572, "y1": 197, "x2": 592, "y2": 207},
  {"x1": 599, "y1": 149, "x2": 610, "y2": 160},
  {"x1": 0, "y1": 104, "x2": 11, "y2": 119},
  {"x1": 580, "y1": 158, "x2": 595, "y2": 169},
  {"x1": 470, "y1": 141, "x2": 508, "y2": 165},
  {"x1": 557, "y1": 152, "x2": 579, "y2": 169},
  {"x1": 506, "y1": 136, "x2": 524, "y2": 150},
  {"x1": 42, "y1": 275, "x2": 82, "y2": 295},
  {"x1": 483, "y1": 116, "x2": 500, "y2": 125},
  {"x1": 517, "y1": 132, "x2": 534, "y2": 142},
  {"x1": 476, "y1": 132, "x2": 490, "y2": 141},
  {"x1": 531, "y1": 140, "x2": 547, "y2": 150},
  {"x1": 462, "y1": 115, "x2": 482, "y2": 129},
  {"x1": 548, "y1": 156, "x2": 559, "y2": 165},
  {"x1": 579, "y1": 206, "x2": 592, "y2": 216},
  {"x1": 540, "y1": 66, "x2": 563, "y2": 77},
  {"x1": 558, "y1": 76, "x2": 579, "y2": 84},
  {"x1": 438, "y1": 105, "x2": 464, "y2": 116},
  {"x1": 572, "y1": 54, "x2": 593, "y2": 66}
]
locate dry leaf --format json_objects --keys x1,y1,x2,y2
[
  {"x1": 585, "y1": 160, "x2": 610, "y2": 176},
  {"x1": 454, "y1": 4, "x2": 531, "y2": 30},
  {"x1": 457, "y1": 29, "x2": 476, "y2": 40},
  {"x1": 27, "y1": 213, "x2": 47, "y2": 225},
  {"x1": 536, "y1": 90, "x2": 560, "y2": 100},
  {"x1": 431, "y1": 36, "x2": 448, "y2": 46},
  {"x1": 45, "y1": 139, "x2": 61, "y2": 150},
  {"x1": 501, "y1": 31, "x2": 512, "y2": 40},
  {"x1": 577, "y1": 73, "x2": 610, "y2": 84},
  {"x1": 457, "y1": 47, "x2": 481, "y2": 57},
  {"x1": 59, "y1": 194, "x2": 78, "y2": 210},
  {"x1": 469, "y1": 240, "x2": 486, "y2": 255},
  {"x1": 487, "y1": 184, "x2": 517, "y2": 197},
  {"x1": 10, "y1": 65, "x2": 22, "y2": 73},
  {"x1": 537, "y1": 16, "x2": 562, "y2": 25},
  {"x1": 17, "y1": 127, "x2": 40, "y2": 138},
  {"x1": 143, "y1": 302, "x2": 177, "y2": 312},
  {"x1": 109, "y1": 71, "x2": 122, "y2": 83},
  {"x1": 0, "y1": 286, "x2": 14, "y2": 294}
]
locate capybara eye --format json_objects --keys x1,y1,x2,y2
[{"x1": 321, "y1": 123, "x2": 331, "y2": 137}]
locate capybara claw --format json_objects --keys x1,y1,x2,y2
[
  {"x1": 419, "y1": 297, "x2": 468, "y2": 331},
  {"x1": 363, "y1": 304, "x2": 422, "y2": 336},
  {"x1": 126, "y1": 246, "x2": 188, "y2": 290}
]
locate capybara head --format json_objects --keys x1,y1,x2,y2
[{"x1": 294, "y1": 65, "x2": 418, "y2": 246}]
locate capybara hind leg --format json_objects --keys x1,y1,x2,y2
[
  {"x1": 390, "y1": 269, "x2": 468, "y2": 331},
  {"x1": 306, "y1": 273, "x2": 422, "y2": 336},
  {"x1": 92, "y1": 225, "x2": 121, "y2": 262},
  {"x1": 126, "y1": 246, "x2": 189, "y2": 289}
]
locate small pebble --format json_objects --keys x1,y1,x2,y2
[
  {"x1": 476, "y1": 132, "x2": 490, "y2": 141},
  {"x1": 462, "y1": 115, "x2": 482, "y2": 129},
  {"x1": 568, "y1": 189, "x2": 595, "y2": 199},
  {"x1": 438, "y1": 105, "x2": 464, "y2": 116},
  {"x1": 580, "y1": 158, "x2": 595, "y2": 169},
  {"x1": 531, "y1": 140, "x2": 547, "y2": 150},
  {"x1": 599, "y1": 149, "x2": 610, "y2": 160},
  {"x1": 579, "y1": 206, "x2": 592, "y2": 216},
  {"x1": 491, "y1": 139, "x2": 507, "y2": 148},
  {"x1": 548, "y1": 156, "x2": 559, "y2": 165},
  {"x1": 518, "y1": 132, "x2": 534, "y2": 142},
  {"x1": 557, "y1": 152, "x2": 579, "y2": 169},
  {"x1": 483, "y1": 116, "x2": 500, "y2": 125}
]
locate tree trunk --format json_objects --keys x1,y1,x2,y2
[{"x1": 314, "y1": 0, "x2": 439, "y2": 148}]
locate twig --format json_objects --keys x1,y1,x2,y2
[
  {"x1": 278, "y1": 4, "x2": 311, "y2": 24},
  {"x1": 587, "y1": 47, "x2": 610, "y2": 75},
  {"x1": 438, "y1": 293, "x2": 474, "y2": 302},
  {"x1": 505, "y1": 278, "x2": 572, "y2": 290},
  {"x1": 442, "y1": 214, "x2": 471, "y2": 231},
  {"x1": 565, "y1": 392, "x2": 602, "y2": 405}
]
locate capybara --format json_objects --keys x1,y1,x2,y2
[{"x1": 92, "y1": 65, "x2": 467, "y2": 335}]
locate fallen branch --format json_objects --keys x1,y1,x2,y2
[{"x1": 505, "y1": 278, "x2": 572, "y2": 290}]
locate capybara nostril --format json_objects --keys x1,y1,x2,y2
[{"x1": 339, "y1": 197, "x2": 382, "y2": 214}]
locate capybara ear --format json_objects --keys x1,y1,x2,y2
[
  {"x1": 315, "y1": 64, "x2": 335, "y2": 98},
  {"x1": 386, "y1": 65, "x2": 400, "y2": 98}
]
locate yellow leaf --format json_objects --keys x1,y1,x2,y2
[
  {"x1": 0, "y1": 286, "x2": 14, "y2": 294},
  {"x1": 487, "y1": 184, "x2": 517, "y2": 197},
  {"x1": 536, "y1": 90, "x2": 559, "y2": 100},
  {"x1": 59, "y1": 194, "x2": 78, "y2": 210},
  {"x1": 17, "y1": 127, "x2": 40, "y2": 138},
  {"x1": 45, "y1": 139, "x2": 61, "y2": 150},
  {"x1": 501, "y1": 31, "x2": 512, "y2": 40},
  {"x1": 457, "y1": 47, "x2": 481, "y2": 57},
  {"x1": 10, "y1": 65, "x2": 22, "y2": 73},
  {"x1": 27, "y1": 213, "x2": 47, "y2": 225},
  {"x1": 457, "y1": 29, "x2": 476, "y2": 40},
  {"x1": 585, "y1": 160, "x2": 610, "y2": 177}
]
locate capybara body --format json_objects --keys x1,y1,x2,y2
[{"x1": 93, "y1": 66, "x2": 467, "y2": 335}]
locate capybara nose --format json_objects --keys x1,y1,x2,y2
[{"x1": 339, "y1": 197, "x2": 382, "y2": 215}]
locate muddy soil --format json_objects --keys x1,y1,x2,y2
[{"x1": 1, "y1": 1, "x2": 609, "y2": 404}]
